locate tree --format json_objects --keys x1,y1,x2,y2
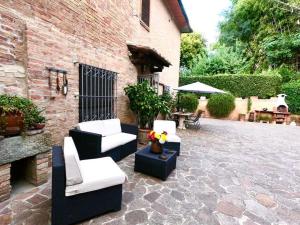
[
  {"x1": 180, "y1": 33, "x2": 207, "y2": 68},
  {"x1": 219, "y1": 0, "x2": 300, "y2": 72},
  {"x1": 181, "y1": 44, "x2": 248, "y2": 76}
]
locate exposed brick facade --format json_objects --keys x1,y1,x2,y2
[{"x1": 0, "y1": 0, "x2": 182, "y2": 144}]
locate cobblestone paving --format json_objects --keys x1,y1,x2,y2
[{"x1": 1, "y1": 119, "x2": 300, "y2": 225}]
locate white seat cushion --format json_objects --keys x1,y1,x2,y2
[
  {"x1": 101, "y1": 132, "x2": 136, "y2": 153},
  {"x1": 77, "y1": 119, "x2": 122, "y2": 137},
  {"x1": 65, "y1": 157, "x2": 126, "y2": 196},
  {"x1": 63, "y1": 137, "x2": 83, "y2": 186},
  {"x1": 167, "y1": 134, "x2": 181, "y2": 143},
  {"x1": 154, "y1": 120, "x2": 176, "y2": 135}
]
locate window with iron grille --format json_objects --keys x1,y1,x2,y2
[
  {"x1": 141, "y1": 0, "x2": 150, "y2": 27},
  {"x1": 138, "y1": 73, "x2": 159, "y2": 92},
  {"x1": 79, "y1": 64, "x2": 117, "y2": 122}
]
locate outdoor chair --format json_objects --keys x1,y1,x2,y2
[
  {"x1": 184, "y1": 110, "x2": 202, "y2": 129},
  {"x1": 52, "y1": 137, "x2": 127, "y2": 225},
  {"x1": 153, "y1": 120, "x2": 181, "y2": 155},
  {"x1": 69, "y1": 119, "x2": 138, "y2": 161}
]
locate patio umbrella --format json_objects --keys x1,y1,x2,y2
[{"x1": 174, "y1": 82, "x2": 226, "y2": 94}]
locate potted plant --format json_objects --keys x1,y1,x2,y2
[
  {"x1": 124, "y1": 82, "x2": 170, "y2": 144},
  {"x1": 0, "y1": 95, "x2": 25, "y2": 136},
  {"x1": 0, "y1": 94, "x2": 46, "y2": 136}
]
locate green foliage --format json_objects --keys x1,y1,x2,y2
[
  {"x1": 180, "y1": 33, "x2": 207, "y2": 68},
  {"x1": 207, "y1": 93, "x2": 235, "y2": 118},
  {"x1": 219, "y1": 0, "x2": 300, "y2": 71},
  {"x1": 124, "y1": 82, "x2": 170, "y2": 129},
  {"x1": 0, "y1": 94, "x2": 45, "y2": 130},
  {"x1": 247, "y1": 97, "x2": 252, "y2": 113},
  {"x1": 282, "y1": 80, "x2": 300, "y2": 115},
  {"x1": 159, "y1": 92, "x2": 176, "y2": 116},
  {"x1": 177, "y1": 93, "x2": 198, "y2": 112},
  {"x1": 256, "y1": 114, "x2": 273, "y2": 123},
  {"x1": 263, "y1": 33, "x2": 300, "y2": 67},
  {"x1": 179, "y1": 74, "x2": 282, "y2": 98},
  {"x1": 276, "y1": 66, "x2": 300, "y2": 84},
  {"x1": 182, "y1": 44, "x2": 249, "y2": 76}
]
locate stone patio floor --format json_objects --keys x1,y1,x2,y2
[{"x1": 0, "y1": 119, "x2": 300, "y2": 225}]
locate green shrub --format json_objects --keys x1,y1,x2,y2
[
  {"x1": 207, "y1": 93, "x2": 235, "y2": 118},
  {"x1": 282, "y1": 80, "x2": 300, "y2": 115},
  {"x1": 255, "y1": 115, "x2": 273, "y2": 123},
  {"x1": 0, "y1": 94, "x2": 45, "y2": 130},
  {"x1": 177, "y1": 93, "x2": 198, "y2": 112},
  {"x1": 179, "y1": 74, "x2": 282, "y2": 98}
]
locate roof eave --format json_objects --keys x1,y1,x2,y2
[{"x1": 177, "y1": 0, "x2": 193, "y2": 33}]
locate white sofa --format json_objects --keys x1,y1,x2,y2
[
  {"x1": 153, "y1": 120, "x2": 181, "y2": 155},
  {"x1": 69, "y1": 119, "x2": 138, "y2": 161}
]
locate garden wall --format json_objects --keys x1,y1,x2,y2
[{"x1": 198, "y1": 96, "x2": 278, "y2": 120}]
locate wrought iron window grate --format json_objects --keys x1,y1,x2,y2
[
  {"x1": 138, "y1": 73, "x2": 159, "y2": 92},
  {"x1": 79, "y1": 64, "x2": 118, "y2": 122}
]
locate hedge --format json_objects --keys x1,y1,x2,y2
[
  {"x1": 282, "y1": 80, "x2": 300, "y2": 115},
  {"x1": 179, "y1": 74, "x2": 282, "y2": 98}
]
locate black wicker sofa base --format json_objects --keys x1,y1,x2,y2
[
  {"x1": 52, "y1": 146, "x2": 122, "y2": 225},
  {"x1": 69, "y1": 123, "x2": 138, "y2": 161}
]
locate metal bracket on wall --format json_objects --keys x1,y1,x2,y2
[{"x1": 46, "y1": 67, "x2": 68, "y2": 98}]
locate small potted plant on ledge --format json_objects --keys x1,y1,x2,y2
[{"x1": 0, "y1": 94, "x2": 46, "y2": 136}]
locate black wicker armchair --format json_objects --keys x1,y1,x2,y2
[{"x1": 52, "y1": 146, "x2": 124, "y2": 225}]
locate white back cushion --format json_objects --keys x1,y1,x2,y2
[
  {"x1": 77, "y1": 119, "x2": 121, "y2": 136},
  {"x1": 101, "y1": 119, "x2": 122, "y2": 136},
  {"x1": 63, "y1": 137, "x2": 83, "y2": 186},
  {"x1": 77, "y1": 120, "x2": 103, "y2": 135},
  {"x1": 154, "y1": 120, "x2": 176, "y2": 135}
]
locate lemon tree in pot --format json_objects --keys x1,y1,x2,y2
[{"x1": 124, "y1": 81, "x2": 170, "y2": 144}]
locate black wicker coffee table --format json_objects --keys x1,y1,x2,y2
[{"x1": 134, "y1": 146, "x2": 177, "y2": 181}]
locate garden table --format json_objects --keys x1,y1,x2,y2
[
  {"x1": 172, "y1": 112, "x2": 193, "y2": 129},
  {"x1": 134, "y1": 146, "x2": 177, "y2": 181}
]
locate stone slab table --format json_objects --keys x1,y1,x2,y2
[{"x1": 0, "y1": 132, "x2": 51, "y2": 202}]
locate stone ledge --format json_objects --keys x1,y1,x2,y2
[{"x1": 0, "y1": 133, "x2": 52, "y2": 165}]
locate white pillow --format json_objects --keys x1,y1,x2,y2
[
  {"x1": 153, "y1": 120, "x2": 176, "y2": 135},
  {"x1": 77, "y1": 119, "x2": 121, "y2": 136},
  {"x1": 77, "y1": 120, "x2": 103, "y2": 135},
  {"x1": 101, "y1": 119, "x2": 122, "y2": 136},
  {"x1": 63, "y1": 137, "x2": 83, "y2": 186}
]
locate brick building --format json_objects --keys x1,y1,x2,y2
[{"x1": 0, "y1": 0, "x2": 191, "y2": 144}]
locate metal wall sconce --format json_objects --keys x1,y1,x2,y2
[{"x1": 46, "y1": 67, "x2": 68, "y2": 96}]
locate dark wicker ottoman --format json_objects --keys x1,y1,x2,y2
[{"x1": 134, "y1": 146, "x2": 177, "y2": 181}]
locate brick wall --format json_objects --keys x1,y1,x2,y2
[{"x1": 0, "y1": 0, "x2": 181, "y2": 144}]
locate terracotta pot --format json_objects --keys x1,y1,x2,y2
[
  {"x1": 138, "y1": 128, "x2": 151, "y2": 144},
  {"x1": 34, "y1": 123, "x2": 45, "y2": 130},
  {"x1": 150, "y1": 140, "x2": 163, "y2": 154},
  {"x1": 239, "y1": 114, "x2": 246, "y2": 122},
  {"x1": 248, "y1": 112, "x2": 255, "y2": 122},
  {"x1": 0, "y1": 112, "x2": 23, "y2": 136}
]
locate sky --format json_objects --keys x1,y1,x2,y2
[{"x1": 182, "y1": 0, "x2": 232, "y2": 46}]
